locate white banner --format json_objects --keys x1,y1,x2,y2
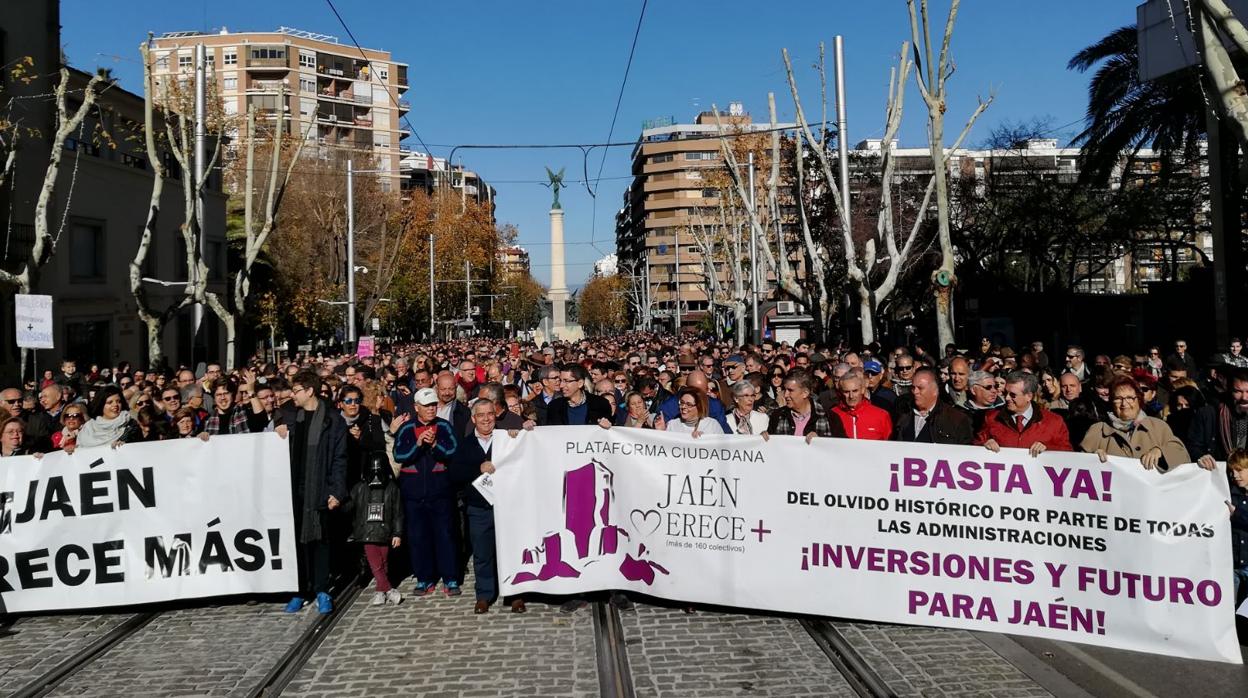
[
  {"x1": 14, "y1": 293, "x2": 53, "y2": 349},
  {"x1": 484, "y1": 427, "x2": 1241, "y2": 664},
  {"x1": 0, "y1": 434, "x2": 297, "y2": 613}
]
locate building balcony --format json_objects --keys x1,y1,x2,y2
[
  {"x1": 397, "y1": 99, "x2": 410, "y2": 112},
  {"x1": 246, "y1": 57, "x2": 290, "y2": 69}
]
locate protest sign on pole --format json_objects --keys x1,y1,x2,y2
[
  {"x1": 0, "y1": 434, "x2": 296, "y2": 613},
  {"x1": 357, "y1": 335, "x2": 375, "y2": 358},
  {"x1": 482, "y1": 427, "x2": 1241, "y2": 664},
  {"x1": 14, "y1": 294, "x2": 54, "y2": 349}
]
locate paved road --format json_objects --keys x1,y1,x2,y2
[{"x1": 0, "y1": 585, "x2": 1243, "y2": 697}]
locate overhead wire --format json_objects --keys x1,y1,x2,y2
[{"x1": 589, "y1": 0, "x2": 649, "y2": 244}]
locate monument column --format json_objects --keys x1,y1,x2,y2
[{"x1": 548, "y1": 207, "x2": 569, "y2": 332}]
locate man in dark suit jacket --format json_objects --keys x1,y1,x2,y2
[
  {"x1": 541, "y1": 363, "x2": 612, "y2": 426},
  {"x1": 434, "y1": 372, "x2": 471, "y2": 437},
  {"x1": 893, "y1": 368, "x2": 974, "y2": 445}
]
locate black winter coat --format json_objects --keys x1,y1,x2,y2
[
  {"x1": 346, "y1": 480, "x2": 404, "y2": 545},
  {"x1": 344, "y1": 408, "x2": 387, "y2": 486},
  {"x1": 276, "y1": 401, "x2": 348, "y2": 533},
  {"x1": 450, "y1": 432, "x2": 494, "y2": 509},
  {"x1": 1230, "y1": 480, "x2": 1248, "y2": 575},
  {"x1": 892, "y1": 401, "x2": 974, "y2": 445},
  {"x1": 542, "y1": 394, "x2": 613, "y2": 426}
]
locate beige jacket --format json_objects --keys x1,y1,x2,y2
[{"x1": 1079, "y1": 416, "x2": 1191, "y2": 471}]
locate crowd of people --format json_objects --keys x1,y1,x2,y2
[{"x1": 2, "y1": 332, "x2": 1246, "y2": 619}]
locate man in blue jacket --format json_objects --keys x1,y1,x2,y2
[
  {"x1": 392, "y1": 387, "x2": 460, "y2": 596},
  {"x1": 657, "y1": 369, "x2": 730, "y2": 432}
]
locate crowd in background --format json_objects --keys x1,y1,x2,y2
[{"x1": 2, "y1": 332, "x2": 1245, "y2": 618}]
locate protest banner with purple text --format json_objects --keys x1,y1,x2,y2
[
  {"x1": 481, "y1": 427, "x2": 1240, "y2": 663},
  {"x1": 0, "y1": 434, "x2": 297, "y2": 613}
]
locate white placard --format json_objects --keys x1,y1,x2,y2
[
  {"x1": 14, "y1": 294, "x2": 53, "y2": 349},
  {"x1": 0, "y1": 433, "x2": 297, "y2": 613},
  {"x1": 486, "y1": 427, "x2": 1241, "y2": 664}
]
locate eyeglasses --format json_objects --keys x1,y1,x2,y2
[
  {"x1": 1065, "y1": 354, "x2": 1079, "y2": 359},
  {"x1": 1112, "y1": 395, "x2": 1138, "y2": 403},
  {"x1": 895, "y1": 364, "x2": 914, "y2": 371},
  {"x1": 341, "y1": 398, "x2": 360, "y2": 405},
  {"x1": 63, "y1": 413, "x2": 84, "y2": 421},
  {"x1": 162, "y1": 394, "x2": 180, "y2": 401},
  {"x1": 678, "y1": 401, "x2": 698, "y2": 408},
  {"x1": 1112, "y1": 364, "x2": 1129, "y2": 371},
  {"x1": 214, "y1": 391, "x2": 231, "y2": 398},
  {"x1": 974, "y1": 383, "x2": 998, "y2": 391},
  {"x1": 135, "y1": 399, "x2": 151, "y2": 407},
  {"x1": 1, "y1": 398, "x2": 19, "y2": 405}
]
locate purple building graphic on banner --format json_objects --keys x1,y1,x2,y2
[{"x1": 511, "y1": 459, "x2": 668, "y2": 586}]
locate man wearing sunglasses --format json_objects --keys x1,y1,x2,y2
[{"x1": 958, "y1": 370, "x2": 1004, "y2": 434}]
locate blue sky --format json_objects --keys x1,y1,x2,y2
[{"x1": 62, "y1": 0, "x2": 1135, "y2": 289}]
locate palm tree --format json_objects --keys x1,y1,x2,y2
[{"x1": 1068, "y1": 25, "x2": 1206, "y2": 184}]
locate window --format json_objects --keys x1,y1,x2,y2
[
  {"x1": 701, "y1": 188, "x2": 718, "y2": 198},
  {"x1": 222, "y1": 77, "x2": 237, "y2": 91},
  {"x1": 178, "y1": 54, "x2": 193, "y2": 69},
  {"x1": 299, "y1": 52, "x2": 315, "y2": 69},
  {"x1": 70, "y1": 220, "x2": 105, "y2": 281},
  {"x1": 222, "y1": 49, "x2": 237, "y2": 66},
  {"x1": 250, "y1": 47, "x2": 285, "y2": 60},
  {"x1": 685, "y1": 151, "x2": 718, "y2": 161},
  {"x1": 154, "y1": 52, "x2": 170, "y2": 71},
  {"x1": 65, "y1": 320, "x2": 110, "y2": 367},
  {"x1": 651, "y1": 153, "x2": 674, "y2": 164},
  {"x1": 298, "y1": 77, "x2": 315, "y2": 93},
  {"x1": 377, "y1": 65, "x2": 388, "y2": 81}
]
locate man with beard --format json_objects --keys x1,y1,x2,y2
[{"x1": 1190, "y1": 370, "x2": 1248, "y2": 468}]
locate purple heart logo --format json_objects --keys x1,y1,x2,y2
[{"x1": 630, "y1": 508, "x2": 662, "y2": 536}]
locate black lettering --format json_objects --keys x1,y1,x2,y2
[
  {"x1": 54, "y1": 544, "x2": 91, "y2": 586},
  {"x1": 79, "y1": 471, "x2": 114, "y2": 516},
  {"x1": 16, "y1": 548, "x2": 53, "y2": 588},
  {"x1": 233, "y1": 529, "x2": 265, "y2": 572},
  {"x1": 15, "y1": 480, "x2": 37, "y2": 524},
  {"x1": 144, "y1": 534, "x2": 191, "y2": 579},
  {"x1": 93, "y1": 540, "x2": 125, "y2": 584},
  {"x1": 40, "y1": 477, "x2": 75, "y2": 520},
  {"x1": 117, "y1": 467, "x2": 156, "y2": 510},
  {"x1": 198, "y1": 530, "x2": 234, "y2": 573},
  {"x1": 0, "y1": 554, "x2": 12, "y2": 592}
]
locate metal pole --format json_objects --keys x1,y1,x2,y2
[
  {"x1": 466, "y1": 260, "x2": 472, "y2": 332},
  {"x1": 346, "y1": 159, "x2": 357, "y2": 345},
  {"x1": 428, "y1": 232, "x2": 435, "y2": 341},
  {"x1": 748, "y1": 152, "x2": 759, "y2": 345},
  {"x1": 834, "y1": 36, "x2": 851, "y2": 252},
  {"x1": 644, "y1": 255, "x2": 651, "y2": 331},
  {"x1": 192, "y1": 43, "x2": 206, "y2": 349},
  {"x1": 674, "y1": 236, "x2": 681, "y2": 332}
]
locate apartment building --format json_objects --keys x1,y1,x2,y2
[
  {"x1": 851, "y1": 138, "x2": 1210, "y2": 293},
  {"x1": 496, "y1": 245, "x2": 531, "y2": 277},
  {"x1": 615, "y1": 104, "x2": 796, "y2": 329},
  {"x1": 398, "y1": 149, "x2": 496, "y2": 217},
  {"x1": 150, "y1": 26, "x2": 409, "y2": 191}
]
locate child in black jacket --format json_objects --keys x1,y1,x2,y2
[{"x1": 348, "y1": 453, "x2": 405, "y2": 606}]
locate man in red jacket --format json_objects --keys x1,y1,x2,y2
[
  {"x1": 976, "y1": 371, "x2": 1071, "y2": 456},
  {"x1": 831, "y1": 370, "x2": 892, "y2": 440}
]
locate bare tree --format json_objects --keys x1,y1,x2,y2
[
  {"x1": 206, "y1": 101, "x2": 311, "y2": 369},
  {"x1": 907, "y1": 0, "x2": 992, "y2": 348},
  {"x1": 129, "y1": 39, "x2": 225, "y2": 367},
  {"x1": 0, "y1": 67, "x2": 107, "y2": 374},
  {"x1": 1191, "y1": 0, "x2": 1248, "y2": 146}
]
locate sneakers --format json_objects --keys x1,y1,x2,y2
[
  {"x1": 316, "y1": 592, "x2": 333, "y2": 614},
  {"x1": 385, "y1": 588, "x2": 403, "y2": 605},
  {"x1": 444, "y1": 581, "x2": 463, "y2": 597},
  {"x1": 283, "y1": 596, "x2": 306, "y2": 613},
  {"x1": 371, "y1": 591, "x2": 386, "y2": 606},
  {"x1": 413, "y1": 581, "x2": 436, "y2": 596}
]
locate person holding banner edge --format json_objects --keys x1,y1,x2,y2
[{"x1": 273, "y1": 370, "x2": 348, "y2": 615}]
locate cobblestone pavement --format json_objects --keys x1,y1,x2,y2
[
  {"x1": 0, "y1": 613, "x2": 128, "y2": 693},
  {"x1": 832, "y1": 621, "x2": 1052, "y2": 697},
  {"x1": 283, "y1": 578, "x2": 599, "y2": 698},
  {"x1": 44, "y1": 601, "x2": 319, "y2": 697},
  {"x1": 621, "y1": 604, "x2": 855, "y2": 697}
]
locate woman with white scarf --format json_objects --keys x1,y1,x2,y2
[
  {"x1": 75, "y1": 386, "x2": 140, "y2": 450},
  {"x1": 1080, "y1": 375, "x2": 1192, "y2": 472}
]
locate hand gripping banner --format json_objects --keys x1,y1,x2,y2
[{"x1": 481, "y1": 427, "x2": 1241, "y2": 663}]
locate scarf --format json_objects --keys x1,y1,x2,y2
[
  {"x1": 77, "y1": 411, "x2": 132, "y2": 448},
  {"x1": 296, "y1": 401, "x2": 327, "y2": 543},
  {"x1": 734, "y1": 410, "x2": 754, "y2": 434},
  {"x1": 1107, "y1": 412, "x2": 1141, "y2": 434}
]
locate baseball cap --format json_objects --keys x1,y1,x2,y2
[
  {"x1": 414, "y1": 388, "x2": 438, "y2": 406},
  {"x1": 863, "y1": 359, "x2": 883, "y2": 375},
  {"x1": 723, "y1": 354, "x2": 745, "y2": 365}
]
